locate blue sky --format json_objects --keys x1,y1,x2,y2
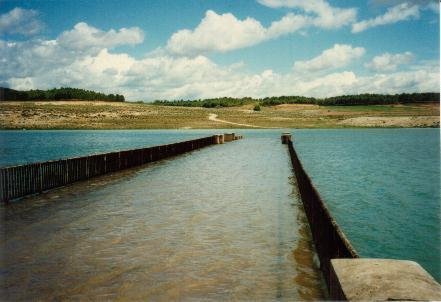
[{"x1": 0, "y1": 0, "x2": 439, "y2": 100}]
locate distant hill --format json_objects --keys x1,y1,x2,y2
[
  {"x1": 0, "y1": 87, "x2": 125, "y2": 102},
  {"x1": 153, "y1": 92, "x2": 440, "y2": 108}
]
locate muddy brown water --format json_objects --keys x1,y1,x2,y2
[{"x1": 1, "y1": 136, "x2": 325, "y2": 300}]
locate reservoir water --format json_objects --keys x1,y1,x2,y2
[
  {"x1": 292, "y1": 128, "x2": 440, "y2": 281},
  {"x1": 0, "y1": 130, "x2": 216, "y2": 167},
  {"x1": 1, "y1": 128, "x2": 439, "y2": 298},
  {"x1": 1, "y1": 132, "x2": 324, "y2": 300}
]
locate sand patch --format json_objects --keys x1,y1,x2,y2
[
  {"x1": 267, "y1": 117, "x2": 292, "y2": 121},
  {"x1": 339, "y1": 116, "x2": 440, "y2": 127},
  {"x1": 273, "y1": 104, "x2": 319, "y2": 111}
]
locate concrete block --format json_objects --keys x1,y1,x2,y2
[{"x1": 330, "y1": 258, "x2": 441, "y2": 301}]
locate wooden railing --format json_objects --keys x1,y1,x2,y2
[
  {"x1": 286, "y1": 137, "x2": 359, "y2": 289},
  {"x1": 0, "y1": 136, "x2": 216, "y2": 203}
]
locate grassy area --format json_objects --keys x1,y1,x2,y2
[
  {"x1": 212, "y1": 103, "x2": 439, "y2": 128},
  {"x1": 0, "y1": 101, "x2": 439, "y2": 129}
]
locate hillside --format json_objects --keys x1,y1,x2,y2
[{"x1": 0, "y1": 101, "x2": 438, "y2": 129}]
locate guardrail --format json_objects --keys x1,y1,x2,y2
[
  {"x1": 0, "y1": 135, "x2": 225, "y2": 203},
  {"x1": 283, "y1": 134, "x2": 358, "y2": 289}
]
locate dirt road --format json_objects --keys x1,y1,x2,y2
[{"x1": 208, "y1": 113, "x2": 279, "y2": 129}]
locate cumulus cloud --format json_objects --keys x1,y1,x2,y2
[
  {"x1": 166, "y1": 10, "x2": 312, "y2": 55},
  {"x1": 58, "y1": 22, "x2": 144, "y2": 51},
  {"x1": 365, "y1": 51, "x2": 414, "y2": 71},
  {"x1": 352, "y1": 2, "x2": 420, "y2": 33},
  {"x1": 266, "y1": 13, "x2": 311, "y2": 37},
  {"x1": 2, "y1": 22, "x2": 438, "y2": 100},
  {"x1": 0, "y1": 7, "x2": 44, "y2": 36},
  {"x1": 0, "y1": 22, "x2": 144, "y2": 84},
  {"x1": 293, "y1": 44, "x2": 365, "y2": 72},
  {"x1": 167, "y1": 2, "x2": 357, "y2": 56},
  {"x1": 257, "y1": 0, "x2": 357, "y2": 28},
  {"x1": 166, "y1": 11, "x2": 267, "y2": 55},
  {"x1": 351, "y1": 67, "x2": 439, "y2": 94}
]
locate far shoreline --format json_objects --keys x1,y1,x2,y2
[{"x1": 1, "y1": 101, "x2": 439, "y2": 130}]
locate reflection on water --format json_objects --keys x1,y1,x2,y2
[{"x1": 1, "y1": 135, "x2": 324, "y2": 300}]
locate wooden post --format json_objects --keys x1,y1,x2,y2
[
  {"x1": 281, "y1": 132, "x2": 292, "y2": 144},
  {"x1": 224, "y1": 133, "x2": 234, "y2": 142},
  {"x1": 213, "y1": 135, "x2": 220, "y2": 144},
  {"x1": 1, "y1": 135, "x2": 221, "y2": 203}
]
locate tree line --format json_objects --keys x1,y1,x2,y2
[
  {"x1": 2, "y1": 87, "x2": 437, "y2": 106},
  {"x1": 0, "y1": 87, "x2": 125, "y2": 102},
  {"x1": 153, "y1": 93, "x2": 439, "y2": 107},
  {"x1": 153, "y1": 97, "x2": 255, "y2": 108}
]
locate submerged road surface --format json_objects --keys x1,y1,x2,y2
[{"x1": 1, "y1": 135, "x2": 324, "y2": 300}]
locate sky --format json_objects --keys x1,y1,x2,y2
[{"x1": 0, "y1": 0, "x2": 439, "y2": 101}]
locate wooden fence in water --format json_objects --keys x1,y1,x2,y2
[
  {"x1": 0, "y1": 135, "x2": 218, "y2": 203},
  {"x1": 285, "y1": 137, "x2": 359, "y2": 289}
]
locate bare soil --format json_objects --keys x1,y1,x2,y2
[{"x1": 0, "y1": 101, "x2": 439, "y2": 129}]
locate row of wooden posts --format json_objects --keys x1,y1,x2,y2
[
  {"x1": 282, "y1": 133, "x2": 441, "y2": 301},
  {"x1": 0, "y1": 133, "x2": 241, "y2": 203},
  {"x1": 281, "y1": 133, "x2": 359, "y2": 290}
]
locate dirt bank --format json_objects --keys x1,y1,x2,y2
[{"x1": 0, "y1": 101, "x2": 439, "y2": 129}]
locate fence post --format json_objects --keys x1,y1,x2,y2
[
  {"x1": 38, "y1": 163, "x2": 43, "y2": 193},
  {"x1": 3, "y1": 168, "x2": 9, "y2": 203},
  {"x1": 282, "y1": 133, "x2": 358, "y2": 292},
  {"x1": 1, "y1": 135, "x2": 223, "y2": 203}
]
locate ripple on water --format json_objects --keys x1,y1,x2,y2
[{"x1": 2, "y1": 134, "x2": 325, "y2": 300}]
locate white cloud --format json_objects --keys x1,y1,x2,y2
[
  {"x1": 167, "y1": 3, "x2": 357, "y2": 56},
  {"x1": 166, "y1": 10, "x2": 314, "y2": 56},
  {"x1": 370, "y1": 0, "x2": 438, "y2": 13},
  {"x1": 351, "y1": 68, "x2": 439, "y2": 94},
  {"x1": 7, "y1": 77, "x2": 35, "y2": 90},
  {"x1": 257, "y1": 0, "x2": 357, "y2": 29},
  {"x1": 352, "y1": 2, "x2": 420, "y2": 33},
  {"x1": 1, "y1": 22, "x2": 438, "y2": 101},
  {"x1": 0, "y1": 22, "x2": 144, "y2": 82},
  {"x1": 293, "y1": 44, "x2": 365, "y2": 72},
  {"x1": 0, "y1": 7, "x2": 44, "y2": 36},
  {"x1": 58, "y1": 22, "x2": 144, "y2": 51},
  {"x1": 365, "y1": 51, "x2": 414, "y2": 71},
  {"x1": 266, "y1": 13, "x2": 312, "y2": 37},
  {"x1": 166, "y1": 10, "x2": 268, "y2": 55}
]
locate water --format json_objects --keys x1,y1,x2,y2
[
  {"x1": 0, "y1": 130, "x2": 218, "y2": 167},
  {"x1": 1, "y1": 128, "x2": 439, "y2": 296},
  {"x1": 1, "y1": 132, "x2": 324, "y2": 300},
  {"x1": 293, "y1": 129, "x2": 440, "y2": 281}
]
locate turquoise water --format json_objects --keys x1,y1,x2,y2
[
  {"x1": 0, "y1": 129, "x2": 439, "y2": 282},
  {"x1": 0, "y1": 130, "x2": 216, "y2": 167},
  {"x1": 293, "y1": 129, "x2": 440, "y2": 281}
]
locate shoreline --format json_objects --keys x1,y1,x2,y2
[
  {"x1": 0, "y1": 126, "x2": 439, "y2": 130},
  {"x1": 1, "y1": 101, "x2": 439, "y2": 129}
]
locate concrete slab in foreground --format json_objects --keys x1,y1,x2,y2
[{"x1": 330, "y1": 258, "x2": 441, "y2": 301}]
